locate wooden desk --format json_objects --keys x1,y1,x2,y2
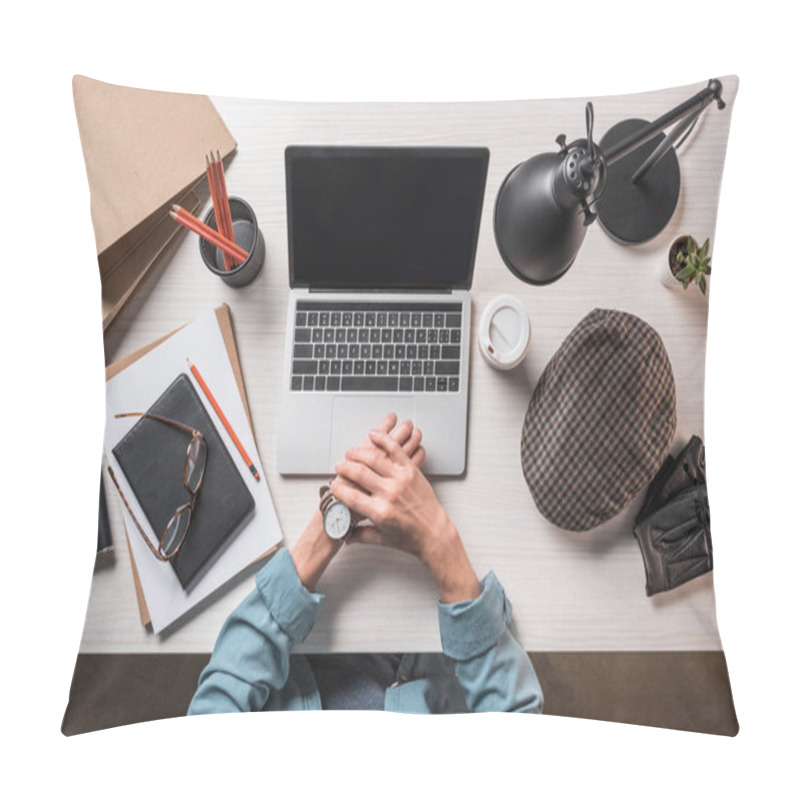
[{"x1": 81, "y1": 77, "x2": 738, "y2": 656}]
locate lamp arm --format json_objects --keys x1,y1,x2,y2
[
  {"x1": 602, "y1": 79, "x2": 725, "y2": 168},
  {"x1": 630, "y1": 108, "x2": 702, "y2": 183}
]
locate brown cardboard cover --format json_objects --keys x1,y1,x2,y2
[
  {"x1": 73, "y1": 76, "x2": 236, "y2": 330},
  {"x1": 100, "y1": 187, "x2": 203, "y2": 331},
  {"x1": 74, "y1": 75, "x2": 236, "y2": 257}
]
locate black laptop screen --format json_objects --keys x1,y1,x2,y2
[{"x1": 286, "y1": 146, "x2": 489, "y2": 290}]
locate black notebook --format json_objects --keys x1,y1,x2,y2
[
  {"x1": 97, "y1": 473, "x2": 113, "y2": 554},
  {"x1": 112, "y1": 373, "x2": 255, "y2": 590}
]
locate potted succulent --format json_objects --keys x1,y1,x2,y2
[{"x1": 660, "y1": 235, "x2": 712, "y2": 294}]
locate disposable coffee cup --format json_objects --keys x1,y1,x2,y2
[
  {"x1": 200, "y1": 196, "x2": 265, "y2": 288},
  {"x1": 478, "y1": 295, "x2": 531, "y2": 370}
]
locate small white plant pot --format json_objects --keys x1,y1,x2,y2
[
  {"x1": 659, "y1": 255, "x2": 684, "y2": 289},
  {"x1": 660, "y1": 235, "x2": 694, "y2": 290}
]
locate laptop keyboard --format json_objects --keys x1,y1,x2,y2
[{"x1": 290, "y1": 301, "x2": 463, "y2": 393}]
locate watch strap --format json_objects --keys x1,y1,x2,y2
[{"x1": 319, "y1": 484, "x2": 336, "y2": 515}]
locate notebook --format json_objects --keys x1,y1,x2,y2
[
  {"x1": 113, "y1": 373, "x2": 255, "y2": 590},
  {"x1": 104, "y1": 305, "x2": 282, "y2": 633}
]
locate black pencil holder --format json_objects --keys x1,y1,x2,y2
[{"x1": 199, "y1": 196, "x2": 265, "y2": 288}]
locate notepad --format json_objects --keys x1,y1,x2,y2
[
  {"x1": 104, "y1": 306, "x2": 282, "y2": 634},
  {"x1": 113, "y1": 373, "x2": 255, "y2": 590}
]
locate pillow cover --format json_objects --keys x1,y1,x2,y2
[{"x1": 63, "y1": 75, "x2": 739, "y2": 735}]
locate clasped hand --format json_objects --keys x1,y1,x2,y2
[{"x1": 331, "y1": 413, "x2": 480, "y2": 603}]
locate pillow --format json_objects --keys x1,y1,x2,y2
[{"x1": 63, "y1": 75, "x2": 739, "y2": 736}]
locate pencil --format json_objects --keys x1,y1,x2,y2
[
  {"x1": 187, "y1": 358, "x2": 260, "y2": 481},
  {"x1": 215, "y1": 150, "x2": 236, "y2": 253},
  {"x1": 170, "y1": 205, "x2": 250, "y2": 263},
  {"x1": 206, "y1": 154, "x2": 234, "y2": 271},
  {"x1": 213, "y1": 151, "x2": 238, "y2": 271}
]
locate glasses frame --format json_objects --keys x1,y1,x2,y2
[{"x1": 107, "y1": 412, "x2": 207, "y2": 562}]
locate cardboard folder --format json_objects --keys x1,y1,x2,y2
[
  {"x1": 104, "y1": 304, "x2": 266, "y2": 626},
  {"x1": 73, "y1": 76, "x2": 236, "y2": 331}
]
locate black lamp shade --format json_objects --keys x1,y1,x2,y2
[{"x1": 494, "y1": 152, "x2": 588, "y2": 285}]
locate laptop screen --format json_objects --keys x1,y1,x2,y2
[{"x1": 286, "y1": 146, "x2": 489, "y2": 290}]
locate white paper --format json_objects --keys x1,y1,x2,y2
[{"x1": 104, "y1": 308, "x2": 282, "y2": 633}]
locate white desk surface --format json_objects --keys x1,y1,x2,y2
[{"x1": 81, "y1": 76, "x2": 738, "y2": 654}]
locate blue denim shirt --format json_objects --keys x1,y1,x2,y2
[{"x1": 187, "y1": 549, "x2": 543, "y2": 715}]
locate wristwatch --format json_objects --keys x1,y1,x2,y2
[{"x1": 319, "y1": 484, "x2": 355, "y2": 540}]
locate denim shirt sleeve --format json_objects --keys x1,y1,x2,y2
[
  {"x1": 187, "y1": 548, "x2": 323, "y2": 715},
  {"x1": 437, "y1": 572, "x2": 543, "y2": 713}
]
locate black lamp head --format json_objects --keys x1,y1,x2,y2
[{"x1": 494, "y1": 105, "x2": 604, "y2": 285}]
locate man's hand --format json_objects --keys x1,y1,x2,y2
[
  {"x1": 331, "y1": 428, "x2": 481, "y2": 603},
  {"x1": 290, "y1": 413, "x2": 423, "y2": 590},
  {"x1": 359, "y1": 413, "x2": 425, "y2": 467}
]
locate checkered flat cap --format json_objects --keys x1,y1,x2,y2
[{"x1": 521, "y1": 309, "x2": 676, "y2": 531}]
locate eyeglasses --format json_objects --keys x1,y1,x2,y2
[{"x1": 107, "y1": 413, "x2": 207, "y2": 561}]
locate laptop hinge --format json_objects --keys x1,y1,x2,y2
[{"x1": 307, "y1": 287, "x2": 454, "y2": 294}]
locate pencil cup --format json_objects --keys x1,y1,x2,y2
[{"x1": 200, "y1": 197, "x2": 265, "y2": 288}]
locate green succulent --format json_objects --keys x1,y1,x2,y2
[{"x1": 675, "y1": 237, "x2": 712, "y2": 295}]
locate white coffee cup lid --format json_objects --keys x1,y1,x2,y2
[{"x1": 478, "y1": 295, "x2": 531, "y2": 370}]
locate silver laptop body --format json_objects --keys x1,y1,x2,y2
[{"x1": 276, "y1": 146, "x2": 489, "y2": 476}]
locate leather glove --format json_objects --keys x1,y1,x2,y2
[
  {"x1": 634, "y1": 484, "x2": 712, "y2": 596},
  {"x1": 633, "y1": 436, "x2": 712, "y2": 596},
  {"x1": 638, "y1": 435, "x2": 705, "y2": 520}
]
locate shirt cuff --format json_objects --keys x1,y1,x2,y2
[
  {"x1": 437, "y1": 571, "x2": 512, "y2": 661},
  {"x1": 254, "y1": 548, "x2": 325, "y2": 642}
]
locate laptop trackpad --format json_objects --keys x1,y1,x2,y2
[{"x1": 329, "y1": 396, "x2": 417, "y2": 468}]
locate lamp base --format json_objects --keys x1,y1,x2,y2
[{"x1": 596, "y1": 118, "x2": 680, "y2": 245}]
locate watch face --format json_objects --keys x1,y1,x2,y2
[{"x1": 323, "y1": 500, "x2": 352, "y2": 539}]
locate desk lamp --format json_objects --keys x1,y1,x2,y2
[{"x1": 494, "y1": 79, "x2": 726, "y2": 285}]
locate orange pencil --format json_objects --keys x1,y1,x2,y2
[
  {"x1": 212, "y1": 151, "x2": 237, "y2": 270},
  {"x1": 206, "y1": 154, "x2": 234, "y2": 271},
  {"x1": 187, "y1": 358, "x2": 260, "y2": 481},
  {"x1": 215, "y1": 150, "x2": 236, "y2": 247},
  {"x1": 170, "y1": 205, "x2": 250, "y2": 262}
]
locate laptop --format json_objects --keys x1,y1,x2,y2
[{"x1": 277, "y1": 145, "x2": 490, "y2": 476}]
